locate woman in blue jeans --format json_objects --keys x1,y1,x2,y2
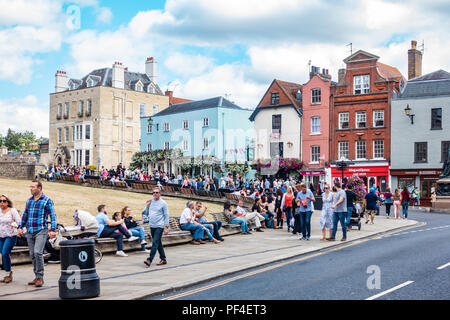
[
  {"x1": 0, "y1": 194, "x2": 21, "y2": 283},
  {"x1": 121, "y1": 207, "x2": 148, "y2": 252}
]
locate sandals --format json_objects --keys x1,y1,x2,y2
[{"x1": 156, "y1": 260, "x2": 167, "y2": 266}]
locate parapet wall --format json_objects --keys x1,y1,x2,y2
[{"x1": 0, "y1": 161, "x2": 46, "y2": 180}]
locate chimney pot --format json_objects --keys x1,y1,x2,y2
[
  {"x1": 408, "y1": 39, "x2": 422, "y2": 80},
  {"x1": 411, "y1": 40, "x2": 417, "y2": 49}
]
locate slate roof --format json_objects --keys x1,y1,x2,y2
[
  {"x1": 400, "y1": 69, "x2": 450, "y2": 98},
  {"x1": 249, "y1": 104, "x2": 302, "y2": 121},
  {"x1": 151, "y1": 96, "x2": 247, "y2": 117},
  {"x1": 66, "y1": 68, "x2": 163, "y2": 95}
]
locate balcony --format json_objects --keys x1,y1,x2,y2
[
  {"x1": 85, "y1": 110, "x2": 91, "y2": 117},
  {"x1": 78, "y1": 111, "x2": 83, "y2": 118},
  {"x1": 56, "y1": 114, "x2": 62, "y2": 120},
  {"x1": 63, "y1": 113, "x2": 69, "y2": 119}
]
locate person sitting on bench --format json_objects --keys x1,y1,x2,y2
[{"x1": 96, "y1": 204, "x2": 138, "y2": 257}]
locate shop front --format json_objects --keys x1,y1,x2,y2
[
  {"x1": 299, "y1": 170, "x2": 326, "y2": 192},
  {"x1": 330, "y1": 163, "x2": 390, "y2": 192},
  {"x1": 390, "y1": 169, "x2": 442, "y2": 207}
]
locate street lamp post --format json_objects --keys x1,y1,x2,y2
[{"x1": 335, "y1": 157, "x2": 355, "y2": 186}]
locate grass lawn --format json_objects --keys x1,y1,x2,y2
[{"x1": 0, "y1": 178, "x2": 223, "y2": 226}]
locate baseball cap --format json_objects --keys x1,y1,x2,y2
[{"x1": 370, "y1": 186, "x2": 377, "y2": 192}]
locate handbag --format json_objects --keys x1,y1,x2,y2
[{"x1": 289, "y1": 217, "x2": 295, "y2": 227}]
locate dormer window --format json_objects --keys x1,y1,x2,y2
[
  {"x1": 148, "y1": 86, "x2": 155, "y2": 94},
  {"x1": 87, "y1": 78, "x2": 94, "y2": 88},
  {"x1": 69, "y1": 82, "x2": 77, "y2": 90},
  {"x1": 136, "y1": 82, "x2": 143, "y2": 92}
]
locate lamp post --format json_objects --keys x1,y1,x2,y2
[
  {"x1": 335, "y1": 157, "x2": 355, "y2": 186},
  {"x1": 404, "y1": 104, "x2": 415, "y2": 124}
]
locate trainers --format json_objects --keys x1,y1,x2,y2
[
  {"x1": 306, "y1": 236, "x2": 310, "y2": 241},
  {"x1": 140, "y1": 240, "x2": 147, "y2": 245},
  {"x1": 116, "y1": 250, "x2": 128, "y2": 257},
  {"x1": 246, "y1": 231, "x2": 252, "y2": 235},
  {"x1": 141, "y1": 249, "x2": 150, "y2": 253},
  {"x1": 300, "y1": 237, "x2": 306, "y2": 240},
  {"x1": 256, "y1": 229, "x2": 264, "y2": 232},
  {"x1": 128, "y1": 236, "x2": 139, "y2": 242}
]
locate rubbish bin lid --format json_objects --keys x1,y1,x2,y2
[{"x1": 59, "y1": 239, "x2": 95, "y2": 247}]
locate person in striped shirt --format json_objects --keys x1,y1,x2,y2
[{"x1": 17, "y1": 180, "x2": 57, "y2": 288}]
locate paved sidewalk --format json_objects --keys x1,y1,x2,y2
[{"x1": 0, "y1": 213, "x2": 419, "y2": 300}]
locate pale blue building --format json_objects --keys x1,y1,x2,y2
[{"x1": 140, "y1": 96, "x2": 255, "y2": 176}]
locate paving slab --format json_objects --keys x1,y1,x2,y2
[{"x1": 0, "y1": 213, "x2": 419, "y2": 300}]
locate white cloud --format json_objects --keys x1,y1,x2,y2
[
  {"x1": 96, "y1": 7, "x2": 113, "y2": 24},
  {"x1": 164, "y1": 53, "x2": 214, "y2": 76},
  {"x1": 0, "y1": 96, "x2": 49, "y2": 137},
  {"x1": 175, "y1": 64, "x2": 267, "y2": 108}
]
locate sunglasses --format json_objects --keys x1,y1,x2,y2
[
  {"x1": 153, "y1": 192, "x2": 160, "y2": 194},
  {"x1": 0, "y1": 200, "x2": 8, "y2": 203}
]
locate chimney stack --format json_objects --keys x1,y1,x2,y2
[
  {"x1": 145, "y1": 57, "x2": 157, "y2": 84},
  {"x1": 165, "y1": 90, "x2": 173, "y2": 104},
  {"x1": 408, "y1": 40, "x2": 422, "y2": 80},
  {"x1": 55, "y1": 70, "x2": 68, "y2": 93},
  {"x1": 112, "y1": 62, "x2": 125, "y2": 89},
  {"x1": 338, "y1": 68, "x2": 346, "y2": 83}
]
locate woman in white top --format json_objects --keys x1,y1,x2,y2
[
  {"x1": 0, "y1": 194, "x2": 21, "y2": 283},
  {"x1": 320, "y1": 185, "x2": 334, "y2": 240}
]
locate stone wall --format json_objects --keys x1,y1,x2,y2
[{"x1": 0, "y1": 160, "x2": 46, "y2": 180}]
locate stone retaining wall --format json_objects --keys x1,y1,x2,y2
[{"x1": 0, "y1": 161, "x2": 46, "y2": 180}]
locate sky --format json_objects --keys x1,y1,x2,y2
[{"x1": 1, "y1": 0, "x2": 450, "y2": 138}]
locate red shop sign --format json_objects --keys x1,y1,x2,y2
[
  {"x1": 300, "y1": 171, "x2": 324, "y2": 175},
  {"x1": 331, "y1": 165, "x2": 389, "y2": 177}
]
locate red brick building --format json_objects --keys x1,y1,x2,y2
[{"x1": 329, "y1": 50, "x2": 405, "y2": 191}]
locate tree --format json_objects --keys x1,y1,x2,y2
[{"x1": 4, "y1": 129, "x2": 21, "y2": 151}]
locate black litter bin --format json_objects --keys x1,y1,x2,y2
[{"x1": 58, "y1": 239, "x2": 100, "y2": 299}]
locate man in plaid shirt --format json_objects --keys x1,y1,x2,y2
[{"x1": 18, "y1": 180, "x2": 57, "y2": 287}]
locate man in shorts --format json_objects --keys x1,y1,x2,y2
[{"x1": 364, "y1": 187, "x2": 380, "y2": 225}]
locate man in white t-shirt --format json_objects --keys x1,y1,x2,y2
[{"x1": 235, "y1": 200, "x2": 265, "y2": 232}]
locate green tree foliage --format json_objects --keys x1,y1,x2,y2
[{"x1": 2, "y1": 128, "x2": 45, "y2": 151}]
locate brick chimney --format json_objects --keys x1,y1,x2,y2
[
  {"x1": 55, "y1": 70, "x2": 68, "y2": 93},
  {"x1": 112, "y1": 62, "x2": 125, "y2": 89},
  {"x1": 165, "y1": 90, "x2": 173, "y2": 104},
  {"x1": 408, "y1": 40, "x2": 422, "y2": 80}
]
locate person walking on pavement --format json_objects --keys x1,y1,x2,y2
[
  {"x1": 383, "y1": 188, "x2": 394, "y2": 218},
  {"x1": 401, "y1": 187, "x2": 411, "y2": 219},
  {"x1": 143, "y1": 187, "x2": 170, "y2": 267},
  {"x1": 345, "y1": 184, "x2": 357, "y2": 231},
  {"x1": 412, "y1": 187, "x2": 420, "y2": 207},
  {"x1": 393, "y1": 189, "x2": 402, "y2": 219},
  {"x1": 281, "y1": 187, "x2": 295, "y2": 232},
  {"x1": 17, "y1": 180, "x2": 58, "y2": 287},
  {"x1": 328, "y1": 181, "x2": 347, "y2": 241},
  {"x1": 296, "y1": 183, "x2": 315, "y2": 240},
  {"x1": 0, "y1": 194, "x2": 21, "y2": 284},
  {"x1": 319, "y1": 185, "x2": 333, "y2": 240},
  {"x1": 363, "y1": 187, "x2": 380, "y2": 224}
]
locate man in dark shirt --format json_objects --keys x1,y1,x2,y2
[
  {"x1": 345, "y1": 185, "x2": 357, "y2": 231},
  {"x1": 364, "y1": 187, "x2": 380, "y2": 225}
]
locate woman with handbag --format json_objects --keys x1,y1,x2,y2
[
  {"x1": 393, "y1": 189, "x2": 402, "y2": 219},
  {"x1": 0, "y1": 194, "x2": 21, "y2": 283},
  {"x1": 281, "y1": 186, "x2": 294, "y2": 232}
]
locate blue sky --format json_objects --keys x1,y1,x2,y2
[{"x1": 1, "y1": 0, "x2": 450, "y2": 137}]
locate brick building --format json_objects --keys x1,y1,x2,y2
[
  {"x1": 329, "y1": 50, "x2": 405, "y2": 192},
  {"x1": 301, "y1": 67, "x2": 333, "y2": 187}
]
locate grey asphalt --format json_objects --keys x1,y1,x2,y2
[{"x1": 155, "y1": 210, "x2": 450, "y2": 300}]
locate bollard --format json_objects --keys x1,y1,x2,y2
[{"x1": 58, "y1": 239, "x2": 100, "y2": 299}]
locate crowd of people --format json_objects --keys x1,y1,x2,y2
[{"x1": 1, "y1": 173, "x2": 416, "y2": 286}]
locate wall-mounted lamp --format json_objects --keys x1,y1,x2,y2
[
  {"x1": 404, "y1": 104, "x2": 415, "y2": 124},
  {"x1": 287, "y1": 141, "x2": 293, "y2": 148},
  {"x1": 148, "y1": 117, "x2": 153, "y2": 126}
]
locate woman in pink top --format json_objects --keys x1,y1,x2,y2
[{"x1": 0, "y1": 194, "x2": 21, "y2": 283}]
